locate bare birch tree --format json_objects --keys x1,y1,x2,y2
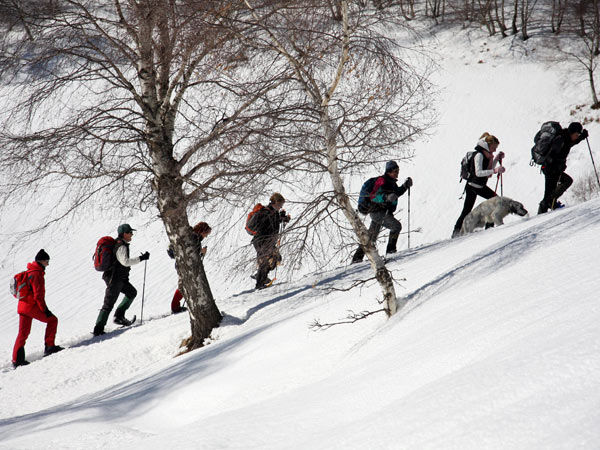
[
  {"x1": 241, "y1": 0, "x2": 435, "y2": 316},
  {"x1": 0, "y1": 0, "x2": 295, "y2": 349}
]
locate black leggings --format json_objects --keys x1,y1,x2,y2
[{"x1": 454, "y1": 184, "x2": 497, "y2": 232}]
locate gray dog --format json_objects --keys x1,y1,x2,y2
[{"x1": 461, "y1": 196, "x2": 528, "y2": 235}]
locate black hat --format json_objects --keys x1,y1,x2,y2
[
  {"x1": 385, "y1": 160, "x2": 399, "y2": 173},
  {"x1": 567, "y1": 122, "x2": 583, "y2": 134},
  {"x1": 117, "y1": 223, "x2": 136, "y2": 235},
  {"x1": 35, "y1": 249, "x2": 50, "y2": 262}
]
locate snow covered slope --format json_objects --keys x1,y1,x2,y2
[{"x1": 1, "y1": 196, "x2": 599, "y2": 449}]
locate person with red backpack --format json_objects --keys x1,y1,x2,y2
[
  {"x1": 351, "y1": 161, "x2": 413, "y2": 264},
  {"x1": 168, "y1": 221, "x2": 212, "y2": 314},
  {"x1": 247, "y1": 193, "x2": 290, "y2": 290},
  {"x1": 93, "y1": 224, "x2": 150, "y2": 336},
  {"x1": 12, "y1": 249, "x2": 63, "y2": 368}
]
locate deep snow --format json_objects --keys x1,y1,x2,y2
[{"x1": 1, "y1": 26, "x2": 600, "y2": 450}]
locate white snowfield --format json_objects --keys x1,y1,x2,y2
[{"x1": 1, "y1": 27, "x2": 600, "y2": 450}]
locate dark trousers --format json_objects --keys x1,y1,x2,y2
[
  {"x1": 101, "y1": 271, "x2": 137, "y2": 316},
  {"x1": 454, "y1": 184, "x2": 496, "y2": 232},
  {"x1": 13, "y1": 309, "x2": 58, "y2": 362},
  {"x1": 541, "y1": 168, "x2": 573, "y2": 207},
  {"x1": 352, "y1": 210, "x2": 402, "y2": 262},
  {"x1": 253, "y1": 237, "x2": 280, "y2": 287}
]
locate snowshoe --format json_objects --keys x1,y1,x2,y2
[
  {"x1": 44, "y1": 345, "x2": 65, "y2": 357},
  {"x1": 113, "y1": 315, "x2": 136, "y2": 327}
]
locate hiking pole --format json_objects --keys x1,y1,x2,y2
[
  {"x1": 140, "y1": 260, "x2": 147, "y2": 325},
  {"x1": 407, "y1": 186, "x2": 411, "y2": 249},
  {"x1": 586, "y1": 137, "x2": 600, "y2": 189}
]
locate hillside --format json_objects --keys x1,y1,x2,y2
[{"x1": 1, "y1": 23, "x2": 600, "y2": 450}]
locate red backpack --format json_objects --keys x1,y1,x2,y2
[
  {"x1": 10, "y1": 271, "x2": 32, "y2": 300},
  {"x1": 93, "y1": 236, "x2": 116, "y2": 271},
  {"x1": 245, "y1": 203, "x2": 265, "y2": 236}
]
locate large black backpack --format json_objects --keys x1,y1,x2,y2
[{"x1": 531, "y1": 121, "x2": 562, "y2": 165}]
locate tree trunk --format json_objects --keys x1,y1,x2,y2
[{"x1": 150, "y1": 142, "x2": 222, "y2": 350}]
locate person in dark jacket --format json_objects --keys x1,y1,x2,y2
[
  {"x1": 452, "y1": 133, "x2": 505, "y2": 238},
  {"x1": 351, "y1": 160, "x2": 413, "y2": 263},
  {"x1": 168, "y1": 221, "x2": 212, "y2": 314},
  {"x1": 12, "y1": 249, "x2": 63, "y2": 368},
  {"x1": 537, "y1": 122, "x2": 588, "y2": 214},
  {"x1": 93, "y1": 224, "x2": 150, "y2": 336},
  {"x1": 249, "y1": 193, "x2": 290, "y2": 289}
]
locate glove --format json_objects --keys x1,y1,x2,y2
[
  {"x1": 44, "y1": 307, "x2": 54, "y2": 318},
  {"x1": 139, "y1": 251, "x2": 150, "y2": 261},
  {"x1": 581, "y1": 129, "x2": 589, "y2": 139},
  {"x1": 280, "y1": 210, "x2": 291, "y2": 223},
  {"x1": 494, "y1": 166, "x2": 506, "y2": 174},
  {"x1": 404, "y1": 177, "x2": 413, "y2": 188}
]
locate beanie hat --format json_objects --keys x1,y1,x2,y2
[
  {"x1": 117, "y1": 223, "x2": 136, "y2": 235},
  {"x1": 269, "y1": 192, "x2": 285, "y2": 204},
  {"x1": 385, "y1": 160, "x2": 399, "y2": 173},
  {"x1": 35, "y1": 249, "x2": 50, "y2": 262},
  {"x1": 568, "y1": 122, "x2": 583, "y2": 134}
]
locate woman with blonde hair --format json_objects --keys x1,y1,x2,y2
[{"x1": 452, "y1": 133, "x2": 505, "y2": 238}]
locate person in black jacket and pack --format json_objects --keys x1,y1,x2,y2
[
  {"x1": 248, "y1": 193, "x2": 290, "y2": 290},
  {"x1": 93, "y1": 224, "x2": 150, "y2": 336},
  {"x1": 351, "y1": 160, "x2": 412, "y2": 263},
  {"x1": 537, "y1": 122, "x2": 588, "y2": 214},
  {"x1": 452, "y1": 133, "x2": 505, "y2": 238}
]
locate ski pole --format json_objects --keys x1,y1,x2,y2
[
  {"x1": 407, "y1": 186, "x2": 411, "y2": 249},
  {"x1": 586, "y1": 137, "x2": 600, "y2": 189},
  {"x1": 140, "y1": 260, "x2": 147, "y2": 325}
]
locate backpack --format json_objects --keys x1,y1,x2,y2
[
  {"x1": 10, "y1": 271, "x2": 32, "y2": 300},
  {"x1": 531, "y1": 121, "x2": 562, "y2": 165},
  {"x1": 93, "y1": 236, "x2": 116, "y2": 271},
  {"x1": 357, "y1": 177, "x2": 379, "y2": 214},
  {"x1": 460, "y1": 149, "x2": 484, "y2": 182},
  {"x1": 245, "y1": 203, "x2": 265, "y2": 236}
]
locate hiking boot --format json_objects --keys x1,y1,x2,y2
[
  {"x1": 385, "y1": 246, "x2": 397, "y2": 255},
  {"x1": 451, "y1": 228, "x2": 461, "y2": 239},
  {"x1": 172, "y1": 306, "x2": 188, "y2": 314},
  {"x1": 44, "y1": 345, "x2": 64, "y2": 356},
  {"x1": 114, "y1": 315, "x2": 134, "y2": 326},
  {"x1": 13, "y1": 347, "x2": 29, "y2": 368},
  {"x1": 537, "y1": 201, "x2": 549, "y2": 215},
  {"x1": 93, "y1": 325, "x2": 105, "y2": 336}
]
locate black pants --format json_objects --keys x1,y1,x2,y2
[
  {"x1": 454, "y1": 184, "x2": 496, "y2": 232},
  {"x1": 541, "y1": 168, "x2": 572, "y2": 207},
  {"x1": 101, "y1": 271, "x2": 137, "y2": 316},
  {"x1": 352, "y1": 210, "x2": 402, "y2": 262}
]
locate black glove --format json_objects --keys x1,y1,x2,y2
[
  {"x1": 404, "y1": 177, "x2": 413, "y2": 189},
  {"x1": 139, "y1": 251, "x2": 150, "y2": 261},
  {"x1": 581, "y1": 129, "x2": 589, "y2": 139},
  {"x1": 44, "y1": 307, "x2": 54, "y2": 318},
  {"x1": 280, "y1": 210, "x2": 290, "y2": 223}
]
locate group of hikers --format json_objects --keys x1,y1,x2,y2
[{"x1": 8, "y1": 120, "x2": 589, "y2": 368}]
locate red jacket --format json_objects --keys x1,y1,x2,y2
[{"x1": 17, "y1": 261, "x2": 47, "y2": 316}]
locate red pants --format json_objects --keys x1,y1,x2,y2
[
  {"x1": 13, "y1": 310, "x2": 58, "y2": 362},
  {"x1": 171, "y1": 289, "x2": 183, "y2": 312}
]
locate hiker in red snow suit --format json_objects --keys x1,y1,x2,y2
[
  {"x1": 12, "y1": 249, "x2": 63, "y2": 368},
  {"x1": 351, "y1": 161, "x2": 412, "y2": 263},
  {"x1": 93, "y1": 224, "x2": 150, "y2": 336},
  {"x1": 168, "y1": 222, "x2": 212, "y2": 314},
  {"x1": 248, "y1": 193, "x2": 290, "y2": 290}
]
